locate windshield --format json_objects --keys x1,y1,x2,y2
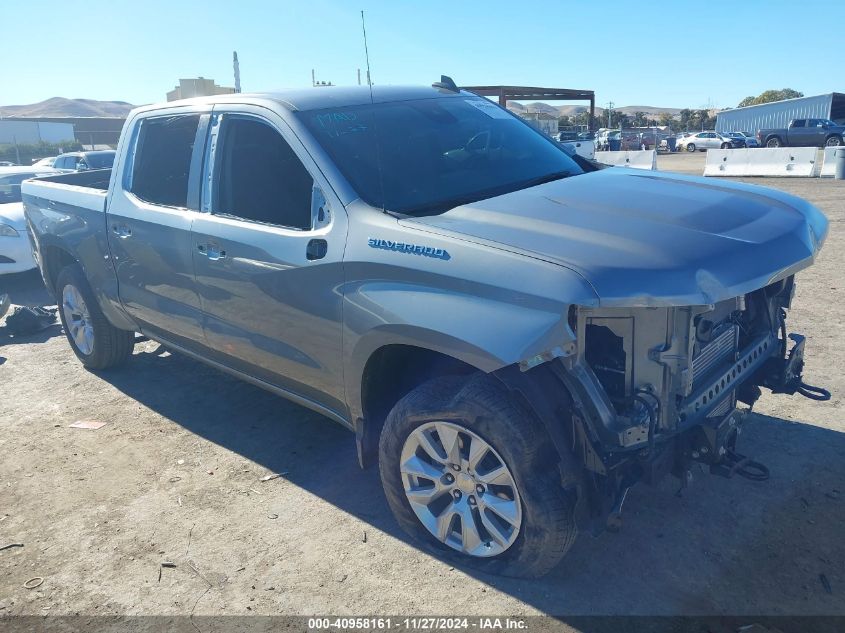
[
  {"x1": 86, "y1": 152, "x2": 115, "y2": 169},
  {"x1": 0, "y1": 173, "x2": 39, "y2": 204},
  {"x1": 298, "y1": 96, "x2": 583, "y2": 215}
]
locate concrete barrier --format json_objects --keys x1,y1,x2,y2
[
  {"x1": 561, "y1": 140, "x2": 595, "y2": 160},
  {"x1": 819, "y1": 146, "x2": 843, "y2": 177},
  {"x1": 594, "y1": 149, "x2": 656, "y2": 170},
  {"x1": 704, "y1": 147, "x2": 818, "y2": 177}
]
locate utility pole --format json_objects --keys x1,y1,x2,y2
[
  {"x1": 233, "y1": 51, "x2": 241, "y2": 93},
  {"x1": 357, "y1": 69, "x2": 361, "y2": 86},
  {"x1": 606, "y1": 101, "x2": 615, "y2": 128}
]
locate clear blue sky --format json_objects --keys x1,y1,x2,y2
[{"x1": 2, "y1": 0, "x2": 840, "y2": 109}]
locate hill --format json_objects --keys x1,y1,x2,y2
[{"x1": 0, "y1": 97, "x2": 135, "y2": 118}]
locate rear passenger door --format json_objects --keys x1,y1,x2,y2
[
  {"x1": 191, "y1": 106, "x2": 348, "y2": 417},
  {"x1": 107, "y1": 107, "x2": 210, "y2": 350},
  {"x1": 788, "y1": 119, "x2": 808, "y2": 145}
]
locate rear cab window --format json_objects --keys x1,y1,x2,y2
[{"x1": 128, "y1": 114, "x2": 201, "y2": 208}]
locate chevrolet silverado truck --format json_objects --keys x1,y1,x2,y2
[
  {"x1": 22, "y1": 80, "x2": 830, "y2": 577},
  {"x1": 757, "y1": 118, "x2": 845, "y2": 148}
]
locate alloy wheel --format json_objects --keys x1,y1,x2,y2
[
  {"x1": 399, "y1": 421, "x2": 522, "y2": 557},
  {"x1": 62, "y1": 284, "x2": 94, "y2": 355}
]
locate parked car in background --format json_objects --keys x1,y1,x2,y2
[
  {"x1": 53, "y1": 150, "x2": 116, "y2": 172},
  {"x1": 0, "y1": 167, "x2": 57, "y2": 274},
  {"x1": 0, "y1": 161, "x2": 18, "y2": 167},
  {"x1": 677, "y1": 131, "x2": 744, "y2": 152},
  {"x1": 722, "y1": 132, "x2": 758, "y2": 148},
  {"x1": 594, "y1": 128, "x2": 621, "y2": 151},
  {"x1": 737, "y1": 131, "x2": 759, "y2": 148},
  {"x1": 21, "y1": 84, "x2": 830, "y2": 577},
  {"x1": 554, "y1": 131, "x2": 579, "y2": 142},
  {"x1": 757, "y1": 119, "x2": 845, "y2": 148},
  {"x1": 32, "y1": 156, "x2": 57, "y2": 167}
]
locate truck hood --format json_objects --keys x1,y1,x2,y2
[{"x1": 402, "y1": 168, "x2": 828, "y2": 307}]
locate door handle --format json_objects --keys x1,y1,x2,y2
[
  {"x1": 306, "y1": 239, "x2": 327, "y2": 261},
  {"x1": 111, "y1": 223, "x2": 132, "y2": 238},
  {"x1": 197, "y1": 243, "x2": 226, "y2": 260}
]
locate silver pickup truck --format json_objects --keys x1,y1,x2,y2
[{"x1": 22, "y1": 82, "x2": 829, "y2": 577}]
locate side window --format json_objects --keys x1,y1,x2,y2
[
  {"x1": 792, "y1": 120, "x2": 805, "y2": 128},
  {"x1": 130, "y1": 114, "x2": 200, "y2": 208},
  {"x1": 214, "y1": 116, "x2": 314, "y2": 230},
  {"x1": 56, "y1": 156, "x2": 71, "y2": 169}
]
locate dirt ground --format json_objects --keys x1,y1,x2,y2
[{"x1": 1, "y1": 154, "x2": 844, "y2": 624}]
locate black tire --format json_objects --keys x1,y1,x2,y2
[
  {"x1": 721, "y1": 142, "x2": 730, "y2": 149},
  {"x1": 56, "y1": 264, "x2": 134, "y2": 369},
  {"x1": 766, "y1": 137, "x2": 782, "y2": 148},
  {"x1": 825, "y1": 135, "x2": 842, "y2": 147},
  {"x1": 686, "y1": 143, "x2": 696, "y2": 152},
  {"x1": 379, "y1": 373, "x2": 577, "y2": 578}
]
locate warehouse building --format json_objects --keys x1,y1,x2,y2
[
  {"x1": 1, "y1": 117, "x2": 125, "y2": 148},
  {"x1": 0, "y1": 120, "x2": 75, "y2": 144},
  {"x1": 716, "y1": 92, "x2": 845, "y2": 133}
]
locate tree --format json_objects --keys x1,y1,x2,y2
[
  {"x1": 573, "y1": 111, "x2": 590, "y2": 128},
  {"x1": 737, "y1": 88, "x2": 803, "y2": 108},
  {"x1": 631, "y1": 111, "x2": 647, "y2": 127},
  {"x1": 0, "y1": 140, "x2": 82, "y2": 165},
  {"x1": 658, "y1": 112, "x2": 673, "y2": 127}
]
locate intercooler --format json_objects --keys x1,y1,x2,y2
[{"x1": 691, "y1": 324, "x2": 738, "y2": 418}]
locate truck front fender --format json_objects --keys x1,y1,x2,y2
[{"x1": 343, "y1": 276, "x2": 594, "y2": 422}]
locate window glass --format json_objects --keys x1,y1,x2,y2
[
  {"x1": 792, "y1": 120, "x2": 805, "y2": 128},
  {"x1": 214, "y1": 116, "x2": 313, "y2": 230},
  {"x1": 0, "y1": 173, "x2": 37, "y2": 203},
  {"x1": 130, "y1": 115, "x2": 200, "y2": 208},
  {"x1": 297, "y1": 96, "x2": 583, "y2": 216},
  {"x1": 86, "y1": 152, "x2": 115, "y2": 168}
]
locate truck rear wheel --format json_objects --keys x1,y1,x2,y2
[
  {"x1": 766, "y1": 137, "x2": 782, "y2": 148},
  {"x1": 379, "y1": 374, "x2": 577, "y2": 578},
  {"x1": 56, "y1": 264, "x2": 135, "y2": 369},
  {"x1": 825, "y1": 135, "x2": 842, "y2": 147}
]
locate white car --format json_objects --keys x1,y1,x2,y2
[
  {"x1": 31, "y1": 156, "x2": 57, "y2": 167},
  {"x1": 0, "y1": 167, "x2": 56, "y2": 274},
  {"x1": 677, "y1": 131, "x2": 744, "y2": 152}
]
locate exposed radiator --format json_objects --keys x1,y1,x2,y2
[{"x1": 692, "y1": 325, "x2": 738, "y2": 385}]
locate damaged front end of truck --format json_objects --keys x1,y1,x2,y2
[{"x1": 498, "y1": 275, "x2": 830, "y2": 534}]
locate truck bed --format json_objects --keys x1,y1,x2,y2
[{"x1": 21, "y1": 169, "x2": 113, "y2": 214}]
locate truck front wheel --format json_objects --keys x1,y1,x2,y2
[
  {"x1": 379, "y1": 374, "x2": 577, "y2": 578},
  {"x1": 56, "y1": 264, "x2": 135, "y2": 369}
]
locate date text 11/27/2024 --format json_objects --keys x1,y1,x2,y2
[{"x1": 307, "y1": 617, "x2": 528, "y2": 630}]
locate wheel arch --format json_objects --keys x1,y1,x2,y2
[
  {"x1": 36, "y1": 235, "x2": 137, "y2": 332},
  {"x1": 40, "y1": 241, "x2": 79, "y2": 296},
  {"x1": 352, "y1": 336, "x2": 488, "y2": 468}
]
